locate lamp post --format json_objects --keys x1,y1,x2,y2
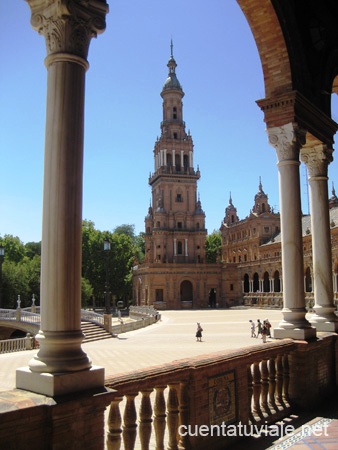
[
  {"x1": 103, "y1": 239, "x2": 111, "y2": 315},
  {"x1": 0, "y1": 245, "x2": 4, "y2": 309}
]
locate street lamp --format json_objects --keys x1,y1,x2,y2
[
  {"x1": 0, "y1": 245, "x2": 4, "y2": 309},
  {"x1": 103, "y1": 239, "x2": 111, "y2": 314}
]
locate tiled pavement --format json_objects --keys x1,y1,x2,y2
[{"x1": 0, "y1": 308, "x2": 337, "y2": 449}]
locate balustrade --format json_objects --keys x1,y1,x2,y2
[{"x1": 106, "y1": 341, "x2": 294, "y2": 449}]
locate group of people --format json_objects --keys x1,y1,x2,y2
[
  {"x1": 195, "y1": 318, "x2": 272, "y2": 343},
  {"x1": 249, "y1": 318, "x2": 271, "y2": 342}
]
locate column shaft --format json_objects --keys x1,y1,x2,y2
[
  {"x1": 268, "y1": 123, "x2": 315, "y2": 339},
  {"x1": 301, "y1": 145, "x2": 338, "y2": 331}
]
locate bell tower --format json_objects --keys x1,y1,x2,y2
[{"x1": 145, "y1": 42, "x2": 206, "y2": 265}]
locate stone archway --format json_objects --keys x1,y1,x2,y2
[{"x1": 180, "y1": 280, "x2": 193, "y2": 303}]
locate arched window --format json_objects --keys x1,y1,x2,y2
[
  {"x1": 243, "y1": 274, "x2": 250, "y2": 293},
  {"x1": 253, "y1": 273, "x2": 259, "y2": 292},
  {"x1": 173, "y1": 106, "x2": 177, "y2": 119},
  {"x1": 273, "y1": 270, "x2": 281, "y2": 292},
  {"x1": 177, "y1": 241, "x2": 183, "y2": 255},
  {"x1": 180, "y1": 280, "x2": 193, "y2": 302},
  {"x1": 305, "y1": 267, "x2": 312, "y2": 292},
  {"x1": 263, "y1": 271, "x2": 270, "y2": 292},
  {"x1": 183, "y1": 154, "x2": 189, "y2": 171}
]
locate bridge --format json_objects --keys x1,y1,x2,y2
[{"x1": 0, "y1": 306, "x2": 160, "y2": 352}]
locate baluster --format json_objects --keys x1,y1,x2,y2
[
  {"x1": 252, "y1": 362, "x2": 264, "y2": 420},
  {"x1": 283, "y1": 354, "x2": 290, "y2": 406},
  {"x1": 154, "y1": 385, "x2": 167, "y2": 450},
  {"x1": 107, "y1": 395, "x2": 124, "y2": 450},
  {"x1": 139, "y1": 389, "x2": 153, "y2": 450},
  {"x1": 268, "y1": 358, "x2": 278, "y2": 413},
  {"x1": 276, "y1": 354, "x2": 286, "y2": 408},
  {"x1": 260, "y1": 360, "x2": 271, "y2": 417},
  {"x1": 167, "y1": 383, "x2": 179, "y2": 450},
  {"x1": 123, "y1": 393, "x2": 138, "y2": 450},
  {"x1": 247, "y1": 365, "x2": 255, "y2": 423},
  {"x1": 178, "y1": 381, "x2": 190, "y2": 450}
]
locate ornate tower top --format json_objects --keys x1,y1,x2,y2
[
  {"x1": 162, "y1": 40, "x2": 183, "y2": 94},
  {"x1": 252, "y1": 177, "x2": 271, "y2": 214},
  {"x1": 223, "y1": 192, "x2": 239, "y2": 226},
  {"x1": 329, "y1": 182, "x2": 338, "y2": 209}
]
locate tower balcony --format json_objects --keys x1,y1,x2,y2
[{"x1": 149, "y1": 165, "x2": 200, "y2": 184}]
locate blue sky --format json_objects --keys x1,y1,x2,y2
[{"x1": 1, "y1": 1, "x2": 337, "y2": 244}]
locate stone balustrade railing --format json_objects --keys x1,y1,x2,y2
[
  {"x1": 0, "y1": 335, "x2": 35, "y2": 354},
  {"x1": 243, "y1": 293, "x2": 315, "y2": 310},
  {"x1": 129, "y1": 305, "x2": 160, "y2": 319},
  {"x1": 105, "y1": 340, "x2": 295, "y2": 450}
]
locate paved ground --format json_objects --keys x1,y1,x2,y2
[
  {"x1": 1, "y1": 308, "x2": 337, "y2": 449},
  {"x1": 0, "y1": 307, "x2": 282, "y2": 391}
]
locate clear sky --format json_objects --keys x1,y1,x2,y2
[{"x1": 1, "y1": 1, "x2": 337, "y2": 244}]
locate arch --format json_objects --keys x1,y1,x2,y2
[
  {"x1": 273, "y1": 270, "x2": 281, "y2": 292},
  {"x1": 237, "y1": 0, "x2": 292, "y2": 99},
  {"x1": 263, "y1": 271, "x2": 270, "y2": 292},
  {"x1": 243, "y1": 273, "x2": 250, "y2": 293},
  {"x1": 305, "y1": 267, "x2": 312, "y2": 292},
  {"x1": 180, "y1": 280, "x2": 193, "y2": 302},
  {"x1": 253, "y1": 272, "x2": 259, "y2": 292}
]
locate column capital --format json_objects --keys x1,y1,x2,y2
[
  {"x1": 267, "y1": 123, "x2": 306, "y2": 163},
  {"x1": 26, "y1": 0, "x2": 108, "y2": 60},
  {"x1": 300, "y1": 144, "x2": 333, "y2": 178}
]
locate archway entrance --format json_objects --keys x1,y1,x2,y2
[{"x1": 180, "y1": 280, "x2": 193, "y2": 303}]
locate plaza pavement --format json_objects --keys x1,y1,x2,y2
[{"x1": 0, "y1": 307, "x2": 282, "y2": 392}]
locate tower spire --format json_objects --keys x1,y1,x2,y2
[{"x1": 170, "y1": 38, "x2": 174, "y2": 58}]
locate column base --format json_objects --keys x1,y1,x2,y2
[
  {"x1": 310, "y1": 320, "x2": 338, "y2": 332},
  {"x1": 16, "y1": 365, "x2": 105, "y2": 397},
  {"x1": 308, "y1": 307, "x2": 338, "y2": 332},
  {"x1": 273, "y1": 326, "x2": 316, "y2": 340}
]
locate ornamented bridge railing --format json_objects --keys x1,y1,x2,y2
[{"x1": 105, "y1": 340, "x2": 295, "y2": 450}]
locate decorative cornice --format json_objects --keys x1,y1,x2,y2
[
  {"x1": 257, "y1": 90, "x2": 337, "y2": 147},
  {"x1": 26, "y1": 0, "x2": 108, "y2": 60},
  {"x1": 267, "y1": 123, "x2": 306, "y2": 163},
  {"x1": 300, "y1": 144, "x2": 333, "y2": 178}
]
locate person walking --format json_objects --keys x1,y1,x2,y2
[
  {"x1": 264, "y1": 318, "x2": 272, "y2": 337},
  {"x1": 196, "y1": 323, "x2": 203, "y2": 342},
  {"x1": 249, "y1": 320, "x2": 256, "y2": 338},
  {"x1": 256, "y1": 319, "x2": 262, "y2": 338},
  {"x1": 261, "y1": 324, "x2": 268, "y2": 343}
]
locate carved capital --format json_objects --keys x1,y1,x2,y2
[
  {"x1": 267, "y1": 123, "x2": 306, "y2": 163},
  {"x1": 300, "y1": 144, "x2": 333, "y2": 178},
  {"x1": 26, "y1": 0, "x2": 108, "y2": 60}
]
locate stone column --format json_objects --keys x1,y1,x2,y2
[
  {"x1": 268, "y1": 123, "x2": 315, "y2": 339},
  {"x1": 301, "y1": 144, "x2": 338, "y2": 331},
  {"x1": 17, "y1": 0, "x2": 109, "y2": 396}
]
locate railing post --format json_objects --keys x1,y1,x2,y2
[
  {"x1": 283, "y1": 354, "x2": 290, "y2": 406},
  {"x1": 247, "y1": 365, "x2": 255, "y2": 423},
  {"x1": 154, "y1": 385, "x2": 167, "y2": 450},
  {"x1": 252, "y1": 362, "x2": 264, "y2": 420},
  {"x1": 123, "y1": 393, "x2": 138, "y2": 450},
  {"x1": 107, "y1": 395, "x2": 124, "y2": 450},
  {"x1": 276, "y1": 354, "x2": 286, "y2": 408},
  {"x1": 268, "y1": 357, "x2": 278, "y2": 413},
  {"x1": 167, "y1": 383, "x2": 179, "y2": 450},
  {"x1": 139, "y1": 388, "x2": 153, "y2": 450},
  {"x1": 260, "y1": 359, "x2": 271, "y2": 417},
  {"x1": 178, "y1": 381, "x2": 190, "y2": 450}
]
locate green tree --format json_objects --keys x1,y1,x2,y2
[
  {"x1": 1, "y1": 234, "x2": 25, "y2": 263},
  {"x1": 206, "y1": 230, "x2": 222, "y2": 263},
  {"x1": 113, "y1": 224, "x2": 135, "y2": 238}
]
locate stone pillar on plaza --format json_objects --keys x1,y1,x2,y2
[
  {"x1": 301, "y1": 144, "x2": 338, "y2": 331},
  {"x1": 16, "y1": 0, "x2": 109, "y2": 397},
  {"x1": 268, "y1": 123, "x2": 315, "y2": 339}
]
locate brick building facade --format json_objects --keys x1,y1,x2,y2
[{"x1": 132, "y1": 45, "x2": 338, "y2": 310}]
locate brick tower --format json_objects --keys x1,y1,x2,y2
[{"x1": 133, "y1": 43, "x2": 221, "y2": 309}]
